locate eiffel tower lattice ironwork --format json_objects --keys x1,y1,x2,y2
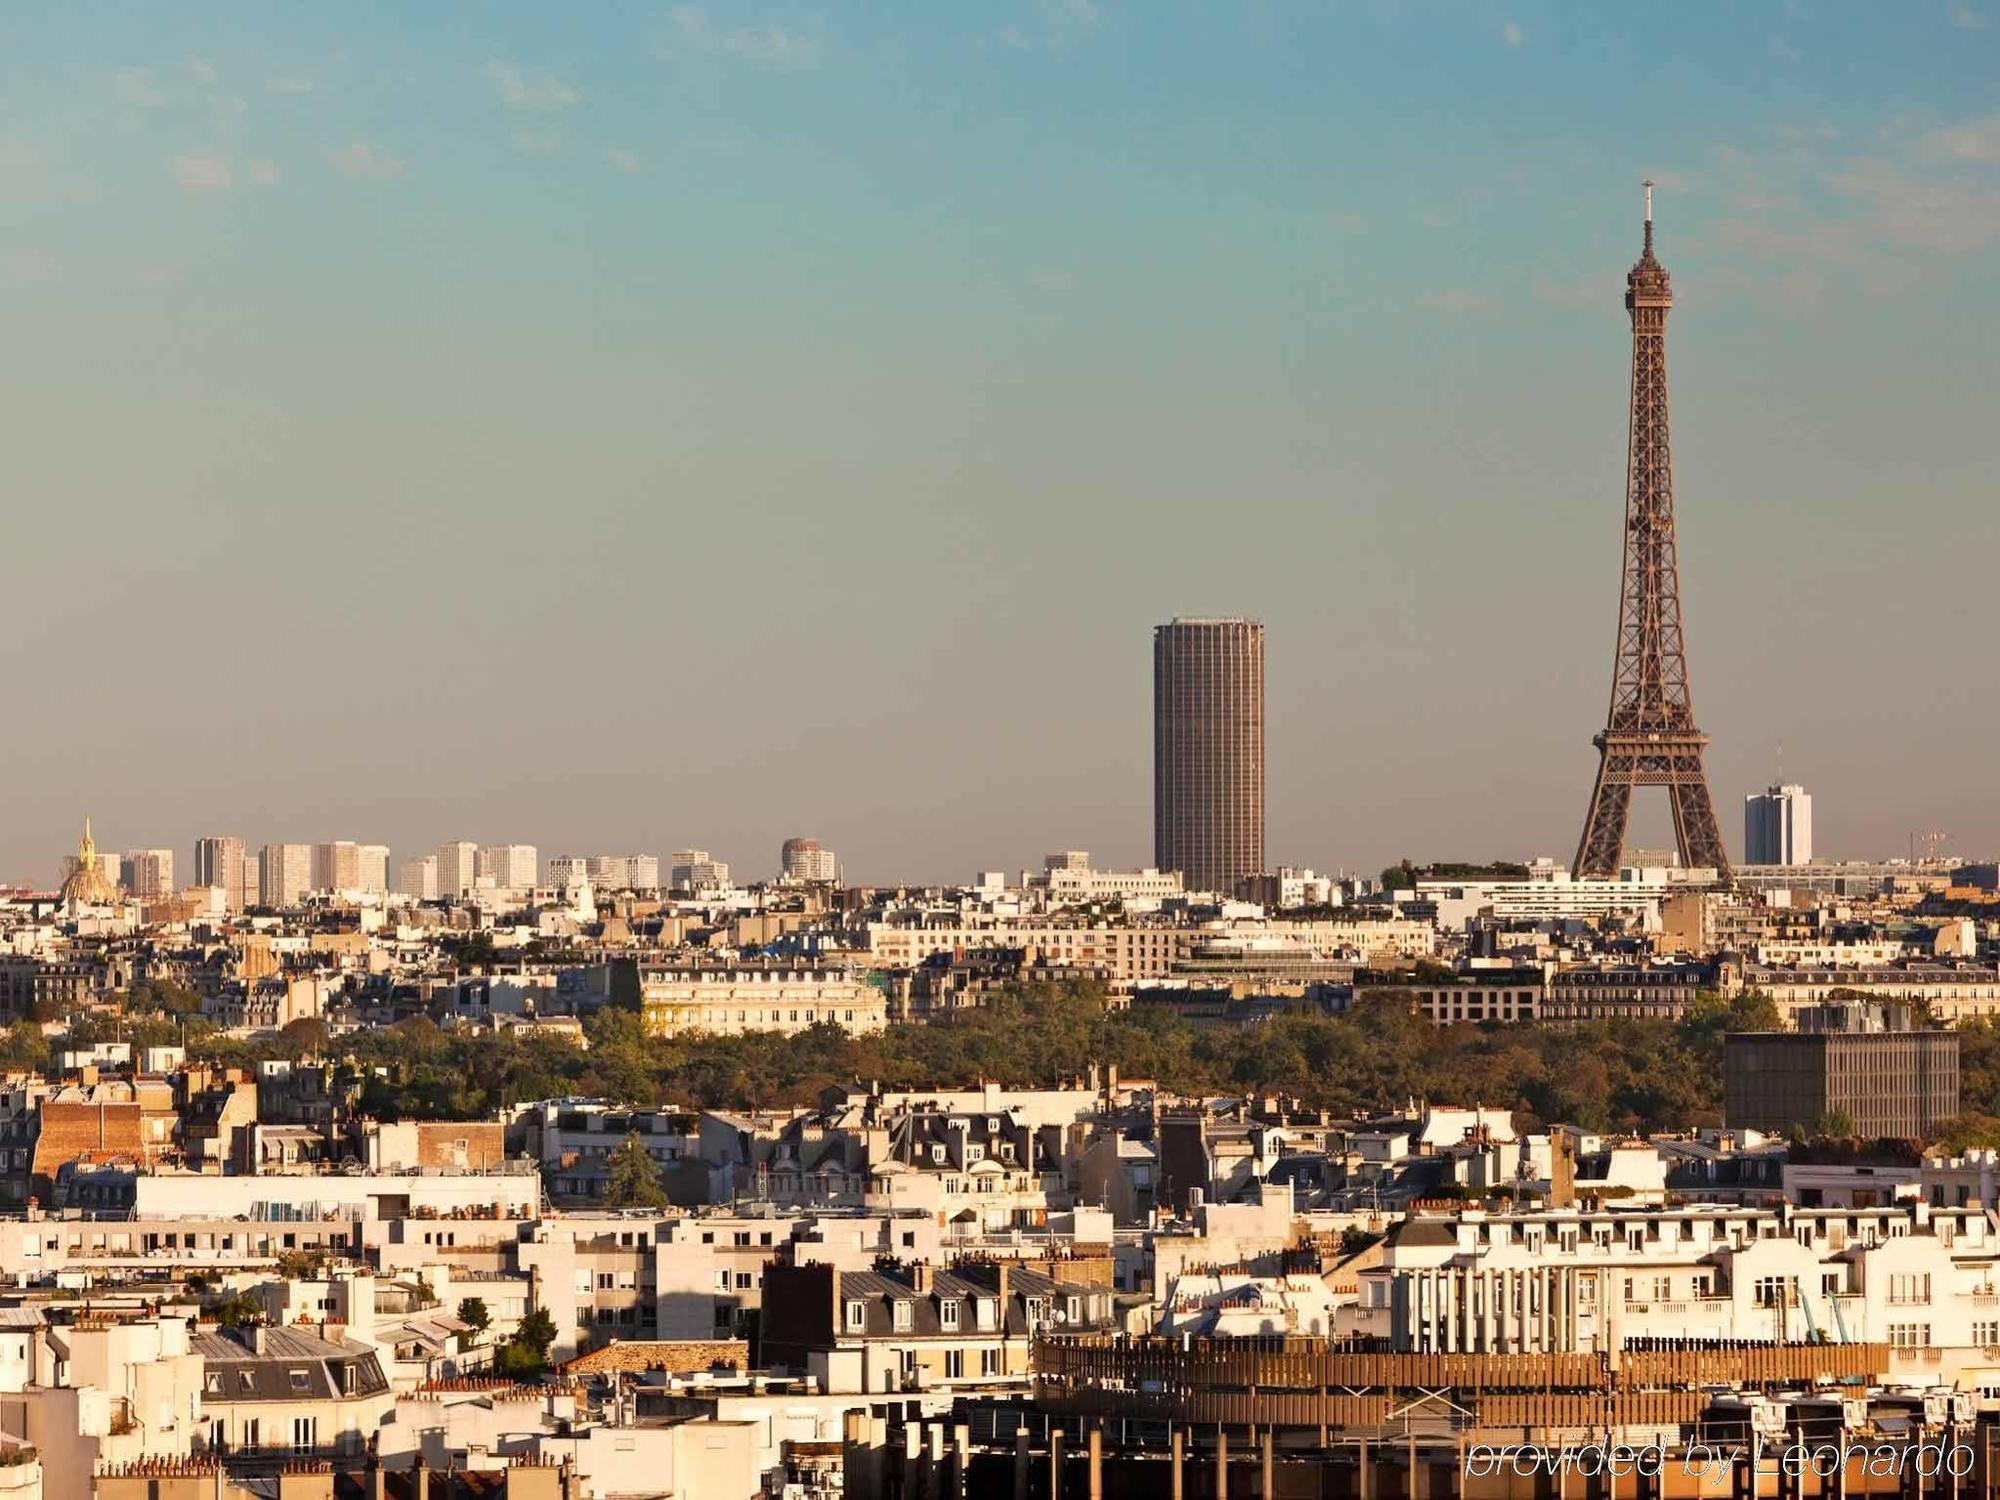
[{"x1": 1572, "y1": 184, "x2": 1732, "y2": 881}]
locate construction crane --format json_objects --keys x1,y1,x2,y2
[{"x1": 1908, "y1": 830, "x2": 1951, "y2": 863}]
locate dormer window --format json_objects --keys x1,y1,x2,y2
[
  {"x1": 930, "y1": 1144, "x2": 947, "y2": 1164},
  {"x1": 940, "y1": 1299, "x2": 961, "y2": 1331},
  {"x1": 892, "y1": 1300, "x2": 913, "y2": 1331},
  {"x1": 976, "y1": 1298, "x2": 997, "y2": 1331},
  {"x1": 845, "y1": 1300, "x2": 865, "y2": 1332},
  {"x1": 966, "y1": 1145, "x2": 984, "y2": 1164}
]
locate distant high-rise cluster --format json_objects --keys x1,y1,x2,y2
[
  {"x1": 1153, "y1": 616, "x2": 1265, "y2": 896},
  {"x1": 548, "y1": 854, "x2": 661, "y2": 893},
  {"x1": 780, "y1": 837, "x2": 839, "y2": 884},
  {"x1": 1745, "y1": 784, "x2": 1813, "y2": 866}
]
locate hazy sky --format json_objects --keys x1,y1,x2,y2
[{"x1": 3, "y1": 3, "x2": 1996, "y2": 888}]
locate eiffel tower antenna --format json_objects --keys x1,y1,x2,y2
[{"x1": 1572, "y1": 183, "x2": 1733, "y2": 881}]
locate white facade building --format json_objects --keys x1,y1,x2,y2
[
  {"x1": 781, "y1": 838, "x2": 840, "y2": 884},
  {"x1": 670, "y1": 849, "x2": 731, "y2": 892},
  {"x1": 120, "y1": 849, "x2": 175, "y2": 899},
  {"x1": 477, "y1": 844, "x2": 538, "y2": 892},
  {"x1": 436, "y1": 841, "x2": 479, "y2": 898},
  {"x1": 1746, "y1": 783, "x2": 1813, "y2": 866},
  {"x1": 259, "y1": 843, "x2": 313, "y2": 907},
  {"x1": 398, "y1": 855, "x2": 440, "y2": 901}
]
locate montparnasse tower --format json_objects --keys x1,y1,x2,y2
[{"x1": 58, "y1": 816, "x2": 120, "y2": 905}]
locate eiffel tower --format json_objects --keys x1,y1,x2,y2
[{"x1": 1572, "y1": 185, "x2": 1732, "y2": 881}]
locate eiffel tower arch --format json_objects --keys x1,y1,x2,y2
[{"x1": 1572, "y1": 185, "x2": 1732, "y2": 881}]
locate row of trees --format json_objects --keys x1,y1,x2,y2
[
  {"x1": 60, "y1": 974, "x2": 2000, "y2": 1145},
  {"x1": 75, "y1": 979, "x2": 1785, "y2": 1135}
]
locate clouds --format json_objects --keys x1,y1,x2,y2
[
  {"x1": 1948, "y1": 3, "x2": 1987, "y2": 30},
  {"x1": 668, "y1": 6, "x2": 821, "y2": 70},
  {"x1": 1703, "y1": 111, "x2": 2000, "y2": 304},
  {"x1": 485, "y1": 61, "x2": 581, "y2": 112},
  {"x1": 172, "y1": 153, "x2": 231, "y2": 191},
  {"x1": 169, "y1": 152, "x2": 279, "y2": 192},
  {"x1": 607, "y1": 147, "x2": 640, "y2": 172},
  {"x1": 324, "y1": 142, "x2": 404, "y2": 181},
  {"x1": 1001, "y1": 0, "x2": 1104, "y2": 52},
  {"x1": 1500, "y1": 21, "x2": 1525, "y2": 47},
  {"x1": 1921, "y1": 114, "x2": 2000, "y2": 164}
]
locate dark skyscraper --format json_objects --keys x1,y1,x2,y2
[{"x1": 1154, "y1": 617, "x2": 1264, "y2": 896}]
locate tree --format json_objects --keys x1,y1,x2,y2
[
  {"x1": 278, "y1": 1017, "x2": 330, "y2": 1060},
  {"x1": 492, "y1": 1307, "x2": 558, "y2": 1380},
  {"x1": 1813, "y1": 1108, "x2": 1858, "y2": 1139},
  {"x1": 603, "y1": 1132, "x2": 668, "y2": 1209},
  {"x1": 457, "y1": 1297, "x2": 491, "y2": 1339},
  {"x1": 205, "y1": 1292, "x2": 264, "y2": 1329}
]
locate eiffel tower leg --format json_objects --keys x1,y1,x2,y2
[
  {"x1": 1573, "y1": 749, "x2": 1634, "y2": 879},
  {"x1": 1667, "y1": 764, "x2": 1732, "y2": 879}
]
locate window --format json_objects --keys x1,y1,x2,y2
[
  {"x1": 290, "y1": 1416, "x2": 316, "y2": 1452},
  {"x1": 944, "y1": 1350, "x2": 964, "y2": 1379},
  {"x1": 1889, "y1": 1323, "x2": 1933, "y2": 1348},
  {"x1": 288, "y1": 1369, "x2": 311, "y2": 1392},
  {"x1": 892, "y1": 1301, "x2": 913, "y2": 1331},
  {"x1": 846, "y1": 1300, "x2": 865, "y2": 1332},
  {"x1": 1887, "y1": 1273, "x2": 1931, "y2": 1305},
  {"x1": 1973, "y1": 1320, "x2": 2000, "y2": 1347},
  {"x1": 1753, "y1": 1276, "x2": 1790, "y2": 1308},
  {"x1": 940, "y1": 1300, "x2": 961, "y2": 1331},
  {"x1": 980, "y1": 1348, "x2": 1001, "y2": 1376}
]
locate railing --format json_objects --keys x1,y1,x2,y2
[{"x1": 1030, "y1": 1334, "x2": 1895, "y2": 1433}]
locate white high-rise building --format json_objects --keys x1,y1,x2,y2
[
  {"x1": 670, "y1": 849, "x2": 730, "y2": 892},
  {"x1": 1744, "y1": 784, "x2": 1813, "y2": 865},
  {"x1": 781, "y1": 838, "x2": 839, "y2": 884},
  {"x1": 311, "y1": 841, "x2": 363, "y2": 893},
  {"x1": 120, "y1": 848, "x2": 175, "y2": 899},
  {"x1": 260, "y1": 843, "x2": 313, "y2": 906},
  {"x1": 358, "y1": 844, "x2": 390, "y2": 893},
  {"x1": 613, "y1": 854, "x2": 661, "y2": 891},
  {"x1": 478, "y1": 844, "x2": 538, "y2": 891},
  {"x1": 398, "y1": 854, "x2": 439, "y2": 901},
  {"x1": 436, "y1": 842, "x2": 479, "y2": 898},
  {"x1": 551, "y1": 854, "x2": 660, "y2": 892}
]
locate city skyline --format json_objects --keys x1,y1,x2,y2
[{"x1": 3, "y1": 5, "x2": 1996, "y2": 883}]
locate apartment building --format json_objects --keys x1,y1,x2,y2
[
  {"x1": 630, "y1": 963, "x2": 887, "y2": 1039},
  {"x1": 762, "y1": 1258, "x2": 1117, "y2": 1394},
  {"x1": 192, "y1": 1324, "x2": 393, "y2": 1462},
  {"x1": 1357, "y1": 1201, "x2": 2000, "y2": 1391}
]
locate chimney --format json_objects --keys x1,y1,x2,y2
[
  {"x1": 911, "y1": 1261, "x2": 932, "y2": 1296},
  {"x1": 994, "y1": 1262, "x2": 1010, "y2": 1314}
]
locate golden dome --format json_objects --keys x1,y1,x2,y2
[{"x1": 59, "y1": 817, "x2": 120, "y2": 906}]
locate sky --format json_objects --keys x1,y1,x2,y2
[{"x1": 1, "y1": 2, "x2": 1996, "y2": 888}]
